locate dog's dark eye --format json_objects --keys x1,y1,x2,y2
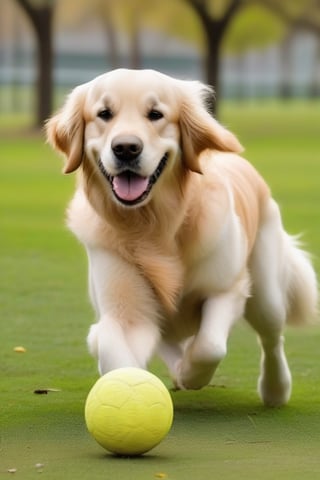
[
  {"x1": 147, "y1": 110, "x2": 163, "y2": 121},
  {"x1": 98, "y1": 108, "x2": 113, "y2": 121}
]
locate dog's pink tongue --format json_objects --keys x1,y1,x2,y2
[{"x1": 113, "y1": 173, "x2": 149, "y2": 201}]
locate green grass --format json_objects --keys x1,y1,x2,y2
[{"x1": 1, "y1": 101, "x2": 320, "y2": 479}]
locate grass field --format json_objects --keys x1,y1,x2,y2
[{"x1": 1, "y1": 101, "x2": 320, "y2": 479}]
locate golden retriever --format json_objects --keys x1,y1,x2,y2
[{"x1": 46, "y1": 69, "x2": 318, "y2": 406}]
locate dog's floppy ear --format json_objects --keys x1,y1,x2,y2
[
  {"x1": 179, "y1": 82, "x2": 243, "y2": 173},
  {"x1": 46, "y1": 84, "x2": 87, "y2": 174}
]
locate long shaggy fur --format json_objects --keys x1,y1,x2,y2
[{"x1": 46, "y1": 69, "x2": 318, "y2": 407}]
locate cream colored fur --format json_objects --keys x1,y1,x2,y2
[{"x1": 46, "y1": 69, "x2": 318, "y2": 406}]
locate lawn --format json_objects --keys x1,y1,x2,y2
[{"x1": 1, "y1": 101, "x2": 319, "y2": 479}]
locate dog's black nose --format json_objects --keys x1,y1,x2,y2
[{"x1": 111, "y1": 135, "x2": 143, "y2": 162}]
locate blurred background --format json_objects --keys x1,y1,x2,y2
[
  {"x1": 1, "y1": 0, "x2": 320, "y2": 127},
  {"x1": 1, "y1": 7, "x2": 320, "y2": 471}
]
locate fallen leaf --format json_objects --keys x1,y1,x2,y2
[
  {"x1": 14, "y1": 346, "x2": 26, "y2": 353},
  {"x1": 34, "y1": 388, "x2": 61, "y2": 395}
]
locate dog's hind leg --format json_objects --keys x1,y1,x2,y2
[
  {"x1": 246, "y1": 299, "x2": 292, "y2": 407},
  {"x1": 247, "y1": 197, "x2": 317, "y2": 406},
  {"x1": 245, "y1": 200, "x2": 294, "y2": 407}
]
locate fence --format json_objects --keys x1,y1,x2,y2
[{"x1": 0, "y1": 30, "x2": 319, "y2": 114}]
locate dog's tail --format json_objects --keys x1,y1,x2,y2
[
  {"x1": 284, "y1": 235, "x2": 318, "y2": 326},
  {"x1": 248, "y1": 199, "x2": 318, "y2": 329}
]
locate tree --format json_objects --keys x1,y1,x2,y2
[
  {"x1": 262, "y1": 0, "x2": 320, "y2": 97},
  {"x1": 94, "y1": 0, "x2": 142, "y2": 69},
  {"x1": 185, "y1": 0, "x2": 245, "y2": 114},
  {"x1": 262, "y1": 0, "x2": 320, "y2": 35},
  {"x1": 223, "y1": 4, "x2": 285, "y2": 53},
  {"x1": 15, "y1": 0, "x2": 54, "y2": 127},
  {"x1": 66, "y1": 0, "x2": 149, "y2": 70},
  {"x1": 184, "y1": 0, "x2": 320, "y2": 112},
  {"x1": 223, "y1": 4, "x2": 286, "y2": 99}
]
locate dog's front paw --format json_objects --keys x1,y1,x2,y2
[{"x1": 173, "y1": 359, "x2": 212, "y2": 390}]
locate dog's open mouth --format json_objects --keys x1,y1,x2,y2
[{"x1": 98, "y1": 153, "x2": 168, "y2": 206}]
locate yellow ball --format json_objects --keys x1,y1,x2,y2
[{"x1": 84, "y1": 367, "x2": 174, "y2": 456}]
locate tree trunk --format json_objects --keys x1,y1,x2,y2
[
  {"x1": 199, "y1": 17, "x2": 227, "y2": 117},
  {"x1": 203, "y1": 27, "x2": 222, "y2": 116},
  {"x1": 34, "y1": 8, "x2": 53, "y2": 127},
  {"x1": 15, "y1": 0, "x2": 54, "y2": 128},
  {"x1": 186, "y1": 0, "x2": 244, "y2": 118},
  {"x1": 128, "y1": 9, "x2": 142, "y2": 69},
  {"x1": 278, "y1": 31, "x2": 294, "y2": 99},
  {"x1": 105, "y1": 14, "x2": 121, "y2": 69},
  {"x1": 309, "y1": 36, "x2": 320, "y2": 98}
]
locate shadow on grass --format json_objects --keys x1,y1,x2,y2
[{"x1": 169, "y1": 383, "x2": 313, "y2": 425}]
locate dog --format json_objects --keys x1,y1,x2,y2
[{"x1": 46, "y1": 68, "x2": 318, "y2": 407}]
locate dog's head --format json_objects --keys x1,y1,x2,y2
[{"x1": 46, "y1": 69, "x2": 242, "y2": 208}]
